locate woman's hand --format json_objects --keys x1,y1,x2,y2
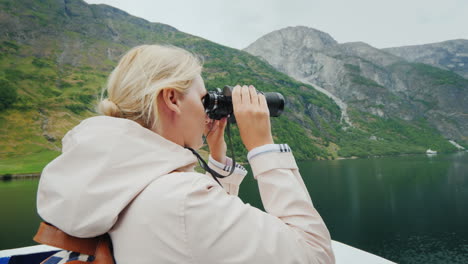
[
  {"x1": 205, "y1": 117, "x2": 228, "y2": 164},
  {"x1": 232, "y1": 85, "x2": 274, "y2": 151}
]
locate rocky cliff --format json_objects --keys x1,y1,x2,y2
[
  {"x1": 384, "y1": 40, "x2": 468, "y2": 79},
  {"x1": 245, "y1": 26, "x2": 468, "y2": 144}
]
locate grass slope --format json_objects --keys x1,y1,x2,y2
[{"x1": 0, "y1": 0, "x2": 460, "y2": 174}]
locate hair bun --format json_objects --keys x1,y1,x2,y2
[{"x1": 98, "y1": 98, "x2": 122, "y2": 117}]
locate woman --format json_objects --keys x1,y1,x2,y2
[{"x1": 37, "y1": 45, "x2": 335, "y2": 263}]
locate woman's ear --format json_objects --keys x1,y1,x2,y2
[{"x1": 160, "y1": 88, "x2": 182, "y2": 115}]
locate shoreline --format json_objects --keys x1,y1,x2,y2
[
  {"x1": 300, "y1": 149, "x2": 468, "y2": 162},
  {"x1": 1, "y1": 173, "x2": 41, "y2": 181},
  {"x1": 2, "y1": 150, "x2": 467, "y2": 178}
]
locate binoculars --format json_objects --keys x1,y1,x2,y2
[{"x1": 202, "y1": 85, "x2": 285, "y2": 122}]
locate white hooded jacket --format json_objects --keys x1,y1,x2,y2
[{"x1": 37, "y1": 116, "x2": 335, "y2": 263}]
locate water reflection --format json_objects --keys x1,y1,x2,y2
[
  {"x1": 0, "y1": 178, "x2": 41, "y2": 250},
  {"x1": 1, "y1": 153, "x2": 467, "y2": 263},
  {"x1": 298, "y1": 152, "x2": 468, "y2": 263}
]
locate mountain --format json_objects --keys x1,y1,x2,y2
[
  {"x1": 0, "y1": 1, "x2": 460, "y2": 174},
  {"x1": 0, "y1": 0, "x2": 347, "y2": 174},
  {"x1": 383, "y1": 40, "x2": 468, "y2": 79},
  {"x1": 245, "y1": 26, "x2": 468, "y2": 148}
]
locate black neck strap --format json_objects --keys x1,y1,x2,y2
[{"x1": 186, "y1": 121, "x2": 237, "y2": 187}]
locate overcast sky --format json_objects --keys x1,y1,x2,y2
[{"x1": 84, "y1": 0, "x2": 468, "y2": 50}]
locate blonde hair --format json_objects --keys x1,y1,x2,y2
[{"x1": 97, "y1": 45, "x2": 203, "y2": 129}]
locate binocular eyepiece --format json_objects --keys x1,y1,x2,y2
[{"x1": 202, "y1": 85, "x2": 285, "y2": 121}]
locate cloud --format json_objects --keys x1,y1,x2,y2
[{"x1": 84, "y1": 0, "x2": 468, "y2": 49}]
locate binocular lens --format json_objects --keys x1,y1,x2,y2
[{"x1": 203, "y1": 86, "x2": 285, "y2": 120}]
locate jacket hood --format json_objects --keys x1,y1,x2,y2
[{"x1": 37, "y1": 116, "x2": 197, "y2": 238}]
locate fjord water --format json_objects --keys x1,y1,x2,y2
[
  {"x1": 298, "y1": 152, "x2": 468, "y2": 263},
  {"x1": 0, "y1": 178, "x2": 41, "y2": 250},
  {"x1": 1, "y1": 153, "x2": 467, "y2": 263},
  {"x1": 240, "y1": 152, "x2": 468, "y2": 263}
]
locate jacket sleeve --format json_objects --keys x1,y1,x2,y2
[
  {"x1": 206, "y1": 155, "x2": 247, "y2": 196},
  {"x1": 185, "y1": 151, "x2": 335, "y2": 264}
]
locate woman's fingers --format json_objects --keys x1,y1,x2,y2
[
  {"x1": 231, "y1": 84, "x2": 273, "y2": 151},
  {"x1": 204, "y1": 118, "x2": 212, "y2": 135},
  {"x1": 240, "y1": 85, "x2": 250, "y2": 104},
  {"x1": 232, "y1": 85, "x2": 241, "y2": 111},
  {"x1": 218, "y1": 117, "x2": 227, "y2": 130},
  {"x1": 205, "y1": 118, "x2": 227, "y2": 136},
  {"x1": 249, "y1": 85, "x2": 259, "y2": 107},
  {"x1": 234, "y1": 85, "x2": 260, "y2": 107},
  {"x1": 205, "y1": 118, "x2": 227, "y2": 164},
  {"x1": 258, "y1": 93, "x2": 269, "y2": 115}
]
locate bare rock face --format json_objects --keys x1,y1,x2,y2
[
  {"x1": 245, "y1": 26, "x2": 337, "y2": 71},
  {"x1": 324, "y1": 42, "x2": 402, "y2": 67},
  {"x1": 246, "y1": 26, "x2": 337, "y2": 51},
  {"x1": 384, "y1": 40, "x2": 468, "y2": 79},
  {"x1": 244, "y1": 26, "x2": 468, "y2": 143}
]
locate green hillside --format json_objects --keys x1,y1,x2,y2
[{"x1": 0, "y1": 0, "x2": 458, "y2": 174}]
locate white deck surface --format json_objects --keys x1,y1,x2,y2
[
  {"x1": 1, "y1": 241, "x2": 396, "y2": 263},
  {"x1": 332, "y1": 240, "x2": 396, "y2": 263}
]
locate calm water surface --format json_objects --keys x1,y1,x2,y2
[
  {"x1": 1, "y1": 152, "x2": 467, "y2": 263},
  {"x1": 297, "y1": 152, "x2": 468, "y2": 263}
]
